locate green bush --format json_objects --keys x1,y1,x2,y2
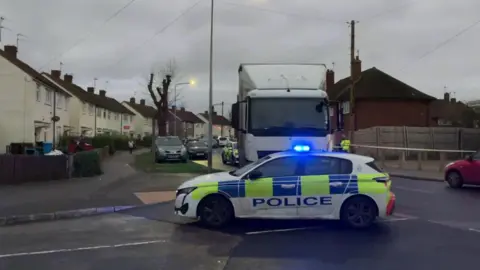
[
  {"x1": 72, "y1": 150, "x2": 103, "y2": 177},
  {"x1": 136, "y1": 135, "x2": 153, "y2": 147}
]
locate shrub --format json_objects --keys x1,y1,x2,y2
[{"x1": 72, "y1": 150, "x2": 103, "y2": 177}]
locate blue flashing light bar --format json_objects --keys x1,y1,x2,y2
[{"x1": 293, "y1": 145, "x2": 310, "y2": 152}]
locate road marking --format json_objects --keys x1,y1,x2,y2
[
  {"x1": 0, "y1": 240, "x2": 167, "y2": 259},
  {"x1": 394, "y1": 186, "x2": 435, "y2": 194},
  {"x1": 468, "y1": 228, "x2": 480, "y2": 233},
  {"x1": 245, "y1": 227, "x2": 323, "y2": 235},
  {"x1": 393, "y1": 213, "x2": 418, "y2": 219},
  {"x1": 380, "y1": 217, "x2": 412, "y2": 222}
]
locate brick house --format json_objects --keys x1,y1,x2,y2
[
  {"x1": 167, "y1": 106, "x2": 203, "y2": 139},
  {"x1": 430, "y1": 93, "x2": 480, "y2": 128},
  {"x1": 327, "y1": 56, "x2": 436, "y2": 134},
  {"x1": 196, "y1": 110, "x2": 232, "y2": 138}
]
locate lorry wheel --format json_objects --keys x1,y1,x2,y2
[
  {"x1": 340, "y1": 196, "x2": 377, "y2": 229},
  {"x1": 198, "y1": 195, "x2": 234, "y2": 228}
]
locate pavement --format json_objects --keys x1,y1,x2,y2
[
  {"x1": 1, "y1": 176, "x2": 480, "y2": 269},
  {"x1": 0, "y1": 149, "x2": 194, "y2": 221}
]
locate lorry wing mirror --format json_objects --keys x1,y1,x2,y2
[{"x1": 231, "y1": 102, "x2": 246, "y2": 133}]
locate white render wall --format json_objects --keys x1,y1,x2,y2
[{"x1": 0, "y1": 56, "x2": 72, "y2": 153}]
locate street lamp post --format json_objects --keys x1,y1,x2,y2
[
  {"x1": 173, "y1": 81, "x2": 194, "y2": 136},
  {"x1": 207, "y1": 0, "x2": 214, "y2": 172}
]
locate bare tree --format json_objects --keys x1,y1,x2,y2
[{"x1": 147, "y1": 59, "x2": 179, "y2": 136}]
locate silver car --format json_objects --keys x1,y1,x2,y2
[{"x1": 155, "y1": 136, "x2": 188, "y2": 163}]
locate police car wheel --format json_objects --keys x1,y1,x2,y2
[
  {"x1": 221, "y1": 154, "x2": 227, "y2": 164},
  {"x1": 198, "y1": 195, "x2": 234, "y2": 228},
  {"x1": 341, "y1": 196, "x2": 377, "y2": 229}
]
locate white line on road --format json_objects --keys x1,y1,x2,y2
[
  {"x1": 468, "y1": 228, "x2": 480, "y2": 233},
  {"x1": 245, "y1": 227, "x2": 323, "y2": 235},
  {"x1": 0, "y1": 240, "x2": 167, "y2": 259},
  {"x1": 394, "y1": 186, "x2": 435, "y2": 194},
  {"x1": 380, "y1": 217, "x2": 412, "y2": 222}
]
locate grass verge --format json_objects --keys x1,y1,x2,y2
[{"x1": 133, "y1": 152, "x2": 223, "y2": 174}]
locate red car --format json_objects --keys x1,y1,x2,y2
[
  {"x1": 68, "y1": 138, "x2": 94, "y2": 153},
  {"x1": 444, "y1": 153, "x2": 480, "y2": 188}
]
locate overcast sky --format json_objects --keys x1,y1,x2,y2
[{"x1": 2, "y1": 0, "x2": 480, "y2": 114}]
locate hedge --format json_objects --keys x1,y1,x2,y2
[{"x1": 72, "y1": 150, "x2": 103, "y2": 177}]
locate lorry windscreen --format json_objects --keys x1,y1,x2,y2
[{"x1": 248, "y1": 98, "x2": 329, "y2": 137}]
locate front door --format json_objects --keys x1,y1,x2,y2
[
  {"x1": 298, "y1": 156, "x2": 354, "y2": 218},
  {"x1": 239, "y1": 156, "x2": 301, "y2": 218}
]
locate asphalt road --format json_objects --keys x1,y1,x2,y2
[{"x1": 2, "y1": 151, "x2": 480, "y2": 269}]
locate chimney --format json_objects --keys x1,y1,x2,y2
[
  {"x1": 130, "y1": 97, "x2": 135, "y2": 103},
  {"x1": 212, "y1": 110, "x2": 217, "y2": 116},
  {"x1": 140, "y1": 99, "x2": 145, "y2": 105},
  {"x1": 326, "y1": 69, "x2": 335, "y2": 95},
  {"x1": 51, "y1": 70, "x2": 61, "y2": 78},
  {"x1": 172, "y1": 105, "x2": 176, "y2": 111},
  {"x1": 99, "y1": 90, "x2": 106, "y2": 97},
  {"x1": 63, "y1": 74, "x2": 73, "y2": 83},
  {"x1": 451, "y1": 98, "x2": 456, "y2": 103},
  {"x1": 204, "y1": 110, "x2": 208, "y2": 115},
  {"x1": 4, "y1": 45, "x2": 17, "y2": 59},
  {"x1": 181, "y1": 107, "x2": 185, "y2": 112},
  {"x1": 444, "y1": 92, "x2": 450, "y2": 101},
  {"x1": 351, "y1": 55, "x2": 362, "y2": 81},
  {"x1": 87, "y1": 87, "x2": 94, "y2": 93}
]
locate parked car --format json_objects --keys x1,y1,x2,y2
[
  {"x1": 155, "y1": 136, "x2": 188, "y2": 163},
  {"x1": 186, "y1": 140, "x2": 208, "y2": 160},
  {"x1": 217, "y1": 136, "x2": 229, "y2": 147},
  {"x1": 444, "y1": 152, "x2": 480, "y2": 188}
]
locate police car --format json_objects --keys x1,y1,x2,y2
[{"x1": 174, "y1": 145, "x2": 396, "y2": 229}]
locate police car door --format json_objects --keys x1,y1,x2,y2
[
  {"x1": 298, "y1": 156, "x2": 353, "y2": 218},
  {"x1": 240, "y1": 156, "x2": 301, "y2": 218}
]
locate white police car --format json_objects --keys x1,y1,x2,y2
[{"x1": 174, "y1": 145, "x2": 396, "y2": 229}]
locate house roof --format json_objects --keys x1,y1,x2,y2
[
  {"x1": 170, "y1": 108, "x2": 204, "y2": 123},
  {"x1": 44, "y1": 74, "x2": 134, "y2": 115},
  {"x1": 123, "y1": 101, "x2": 157, "y2": 118},
  {"x1": 0, "y1": 47, "x2": 71, "y2": 96},
  {"x1": 331, "y1": 67, "x2": 436, "y2": 101},
  {"x1": 199, "y1": 112, "x2": 231, "y2": 126},
  {"x1": 429, "y1": 99, "x2": 478, "y2": 122}
]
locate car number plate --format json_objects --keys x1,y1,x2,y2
[
  {"x1": 168, "y1": 154, "x2": 179, "y2": 158},
  {"x1": 197, "y1": 153, "x2": 204, "y2": 156}
]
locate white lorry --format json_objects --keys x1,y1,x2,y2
[{"x1": 231, "y1": 63, "x2": 332, "y2": 166}]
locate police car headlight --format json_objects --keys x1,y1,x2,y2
[{"x1": 176, "y1": 187, "x2": 197, "y2": 196}]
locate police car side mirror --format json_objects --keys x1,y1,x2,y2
[{"x1": 248, "y1": 170, "x2": 262, "y2": 180}]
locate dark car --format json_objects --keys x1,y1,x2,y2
[
  {"x1": 155, "y1": 136, "x2": 188, "y2": 163},
  {"x1": 186, "y1": 140, "x2": 208, "y2": 160}
]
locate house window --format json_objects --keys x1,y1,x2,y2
[
  {"x1": 114, "y1": 113, "x2": 119, "y2": 120},
  {"x1": 65, "y1": 97, "x2": 69, "y2": 111},
  {"x1": 36, "y1": 85, "x2": 41, "y2": 102},
  {"x1": 123, "y1": 114, "x2": 127, "y2": 121},
  {"x1": 89, "y1": 104, "x2": 94, "y2": 115},
  {"x1": 108, "y1": 111, "x2": 111, "y2": 120},
  {"x1": 103, "y1": 110, "x2": 106, "y2": 119},
  {"x1": 342, "y1": 101, "x2": 350, "y2": 114},
  {"x1": 144, "y1": 118, "x2": 148, "y2": 125},
  {"x1": 83, "y1": 102, "x2": 87, "y2": 114},
  {"x1": 438, "y1": 119, "x2": 452, "y2": 126},
  {"x1": 56, "y1": 94, "x2": 62, "y2": 109},
  {"x1": 130, "y1": 115, "x2": 133, "y2": 122},
  {"x1": 96, "y1": 107, "x2": 101, "y2": 117},
  {"x1": 45, "y1": 90, "x2": 52, "y2": 105}
]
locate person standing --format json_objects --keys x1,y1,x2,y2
[
  {"x1": 340, "y1": 134, "x2": 351, "y2": 153},
  {"x1": 128, "y1": 139, "x2": 134, "y2": 154}
]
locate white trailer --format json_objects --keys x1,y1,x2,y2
[{"x1": 231, "y1": 63, "x2": 332, "y2": 166}]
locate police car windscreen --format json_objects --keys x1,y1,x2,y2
[{"x1": 249, "y1": 98, "x2": 328, "y2": 136}]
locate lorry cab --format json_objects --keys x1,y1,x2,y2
[{"x1": 232, "y1": 63, "x2": 332, "y2": 166}]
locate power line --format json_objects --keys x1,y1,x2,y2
[
  {"x1": 107, "y1": 0, "x2": 203, "y2": 68},
  {"x1": 38, "y1": 0, "x2": 140, "y2": 71},
  {"x1": 219, "y1": 0, "x2": 343, "y2": 24},
  {"x1": 400, "y1": 17, "x2": 480, "y2": 72}
]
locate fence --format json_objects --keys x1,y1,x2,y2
[
  {"x1": 353, "y1": 126, "x2": 480, "y2": 159},
  {"x1": 0, "y1": 155, "x2": 69, "y2": 185}
]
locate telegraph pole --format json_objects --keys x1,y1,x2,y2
[
  {"x1": 220, "y1": 101, "x2": 224, "y2": 136},
  {"x1": 0, "y1": 17, "x2": 4, "y2": 44},
  {"x1": 348, "y1": 20, "x2": 358, "y2": 133}
]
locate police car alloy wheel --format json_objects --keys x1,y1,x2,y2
[
  {"x1": 198, "y1": 195, "x2": 234, "y2": 228},
  {"x1": 340, "y1": 196, "x2": 377, "y2": 229},
  {"x1": 446, "y1": 171, "x2": 463, "y2": 188}
]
